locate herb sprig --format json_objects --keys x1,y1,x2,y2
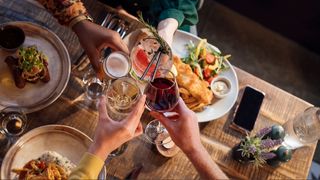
[{"x1": 137, "y1": 12, "x2": 170, "y2": 55}]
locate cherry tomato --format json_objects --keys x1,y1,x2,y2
[
  {"x1": 207, "y1": 76, "x2": 215, "y2": 84},
  {"x1": 37, "y1": 161, "x2": 46, "y2": 169},
  {"x1": 203, "y1": 68, "x2": 211, "y2": 78},
  {"x1": 205, "y1": 54, "x2": 216, "y2": 64}
]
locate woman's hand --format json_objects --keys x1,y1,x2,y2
[
  {"x1": 88, "y1": 95, "x2": 146, "y2": 160},
  {"x1": 72, "y1": 20, "x2": 129, "y2": 78}
]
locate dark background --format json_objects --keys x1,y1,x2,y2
[{"x1": 215, "y1": 0, "x2": 320, "y2": 54}]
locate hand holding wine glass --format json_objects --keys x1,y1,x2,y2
[
  {"x1": 143, "y1": 69, "x2": 179, "y2": 145},
  {"x1": 149, "y1": 99, "x2": 228, "y2": 180},
  {"x1": 88, "y1": 95, "x2": 146, "y2": 161},
  {"x1": 149, "y1": 98, "x2": 202, "y2": 154}
]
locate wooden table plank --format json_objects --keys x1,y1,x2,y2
[{"x1": 0, "y1": 1, "x2": 316, "y2": 179}]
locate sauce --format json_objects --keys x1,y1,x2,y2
[
  {"x1": 103, "y1": 52, "x2": 130, "y2": 78},
  {"x1": 5, "y1": 115, "x2": 24, "y2": 135},
  {"x1": 212, "y1": 80, "x2": 230, "y2": 96},
  {"x1": 0, "y1": 25, "x2": 25, "y2": 50}
]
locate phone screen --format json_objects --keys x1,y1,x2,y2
[{"x1": 232, "y1": 86, "x2": 265, "y2": 132}]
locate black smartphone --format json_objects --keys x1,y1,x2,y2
[{"x1": 230, "y1": 86, "x2": 265, "y2": 134}]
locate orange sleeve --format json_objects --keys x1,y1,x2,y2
[{"x1": 36, "y1": 0, "x2": 89, "y2": 25}]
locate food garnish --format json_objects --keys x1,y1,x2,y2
[
  {"x1": 137, "y1": 12, "x2": 170, "y2": 55},
  {"x1": 4, "y1": 45, "x2": 50, "y2": 88},
  {"x1": 18, "y1": 46, "x2": 49, "y2": 82},
  {"x1": 182, "y1": 39, "x2": 231, "y2": 84}
]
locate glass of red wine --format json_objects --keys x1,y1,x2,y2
[{"x1": 143, "y1": 69, "x2": 179, "y2": 145}]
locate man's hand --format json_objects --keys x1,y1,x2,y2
[
  {"x1": 88, "y1": 95, "x2": 146, "y2": 160},
  {"x1": 150, "y1": 98, "x2": 202, "y2": 154},
  {"x1": 72, "y1": 20, "x2": 129, "y2": 78},
  {"x1": 150, "y1": 98, "x2": 228, "y2": 180}
]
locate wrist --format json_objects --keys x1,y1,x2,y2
[
  {"x1": 71, "y1": 17, "x2": 93, "y2": 34},
  {"x1": 88, "y1": 142, "x2": 112, "y2": 160},
  {"x1": 183, "y1": 143, "x2": 207, "y2": 159}
]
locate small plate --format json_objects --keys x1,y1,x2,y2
[
  {"x1": 0, "y1": 21, "x2": 70, "y2": 113},
  {"x1": 0, "y1": 125, "x2": 106, "y2": 179}
]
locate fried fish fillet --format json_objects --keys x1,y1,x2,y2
[{"x1": 173, "y1": 56, "x2": 213, "y2": 106}]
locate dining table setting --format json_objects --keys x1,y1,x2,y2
[{"x1": 0, "y1": 0, "x2": 318, "y2": 179}]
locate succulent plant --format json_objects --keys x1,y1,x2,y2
[{"x1": 233, "y1": 125, "x2": 285, "y2": 167}]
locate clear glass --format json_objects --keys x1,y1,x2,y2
[
  {"x1": 282, "y1": 107, "x2": 320, "y2": 149},
  {"x1": 130, "y1": 36, "x2": 173, "y2": 80},
  {"x1": 105, "y1": 77, "x2": 141, "y2": 157},
  {"x1": 102, "y1": 51, "x2": 131, "y2": 79},
  {"x1": 83, "y1": 68, "x2": 106, "y2": 101},
  {"x1": 0, "y1": 107, "x2": 27, "y2": 160}
]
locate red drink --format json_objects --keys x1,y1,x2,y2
[{"x1": 145, "y1": 77, "x2": 179, "y2": 112}]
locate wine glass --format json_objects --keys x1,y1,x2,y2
[
  {"x1": 143, "y1": 69, "x2": 179, "y2": 145},
  {"x1": 105, "y1": 77, "x2": 141, "y2": 157},
  {"x1": 0, "y1": 107, "x2": 27, "y2": 159}
]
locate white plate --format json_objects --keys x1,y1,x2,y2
[
  {"x1": 172, "y1": 30, "x2": 239, "y2": 122},
  {"x1": 0, "y1": 21, "x2": 70, "y2": 113},
  {"x1": 124, "y1": 29, "x2": 239, "y2": 122},
  {"x1": 1, "y1": 125, "x2": 106, "y2": 179}
]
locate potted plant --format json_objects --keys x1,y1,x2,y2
[{"x1": 232, "y1": 125, "x2": 292, "y2": 167}]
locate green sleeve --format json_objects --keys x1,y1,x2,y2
[{"x1": 158, "y1": 0, "x2": 198, "y2": 28}]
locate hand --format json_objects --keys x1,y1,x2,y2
[
  {"x1": 88, "y1": 95, "x2": 146, "y2": 160},
  {"x1": 72, "y1": 20, "x2": 129, "y2": 79},
  {"x1": 157, "y1": 18, "x2": 179, "y2": 47},
  {"x1": 150, "y1": 99, "x2": 228, "y2": 179},
  {"x1": 150, "y1": 98, "x2": 202, "y2": 154}
]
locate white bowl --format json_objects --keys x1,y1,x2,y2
[{"x1": 210, "y1": 76, "x2": 232, "y2": 99}]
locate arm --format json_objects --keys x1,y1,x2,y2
[
  {"x1": 156, "y1": 0, "x2": 198, "y2": 47},
  {"x1": 69, "y1": 95, "x2": 146, "y2": 179},
  {"x1": 158, "y1": 0, "x2": 198, "y2": 31},
  {"x1": 150, "y1": 98, "x2": 228, "y2": 180},
  {"x1": 36, "y1": 0, "x2": 129, "y2": 78}
]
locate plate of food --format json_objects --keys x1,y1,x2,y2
[
  {"x1": 124, "y1": 28, "x2": 238, "y2": 122},
  {"x1": 0, "y1": 125, "x2": 106, "y2": 179},
  {"x1": 172, "y1": 30, "x2": 239, "y2": 122},
  {"x1": 0, "y1": 21, "x2": 70, "y2": 113}
]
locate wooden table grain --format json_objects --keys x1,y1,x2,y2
[{"x1": 0, "y1": 0, "x2": 316, "y2": 179}]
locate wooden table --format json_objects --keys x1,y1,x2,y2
[{"x1": 0, "y1": 0, "x2": 316, "y2": 179}]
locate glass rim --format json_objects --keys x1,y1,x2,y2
[
  {"x1": 142, "y1": 119, "x2": 173, "y2": 145},
  {"x1": 106, "y1": 77, "x2": 141, "y2": 104},
  {"x1": 102, "y1": 51, "x2": 132, "y2": 79},
  {"x1": 147, "y1": 69, "x2": 176, "y2": 90},
  {"x1": 1, "y1": 107, "x2": 28, "y2": 136}
]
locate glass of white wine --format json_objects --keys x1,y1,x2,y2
[{"x1": 105, "y1": 77, "x2": 141, "y2": 157}]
